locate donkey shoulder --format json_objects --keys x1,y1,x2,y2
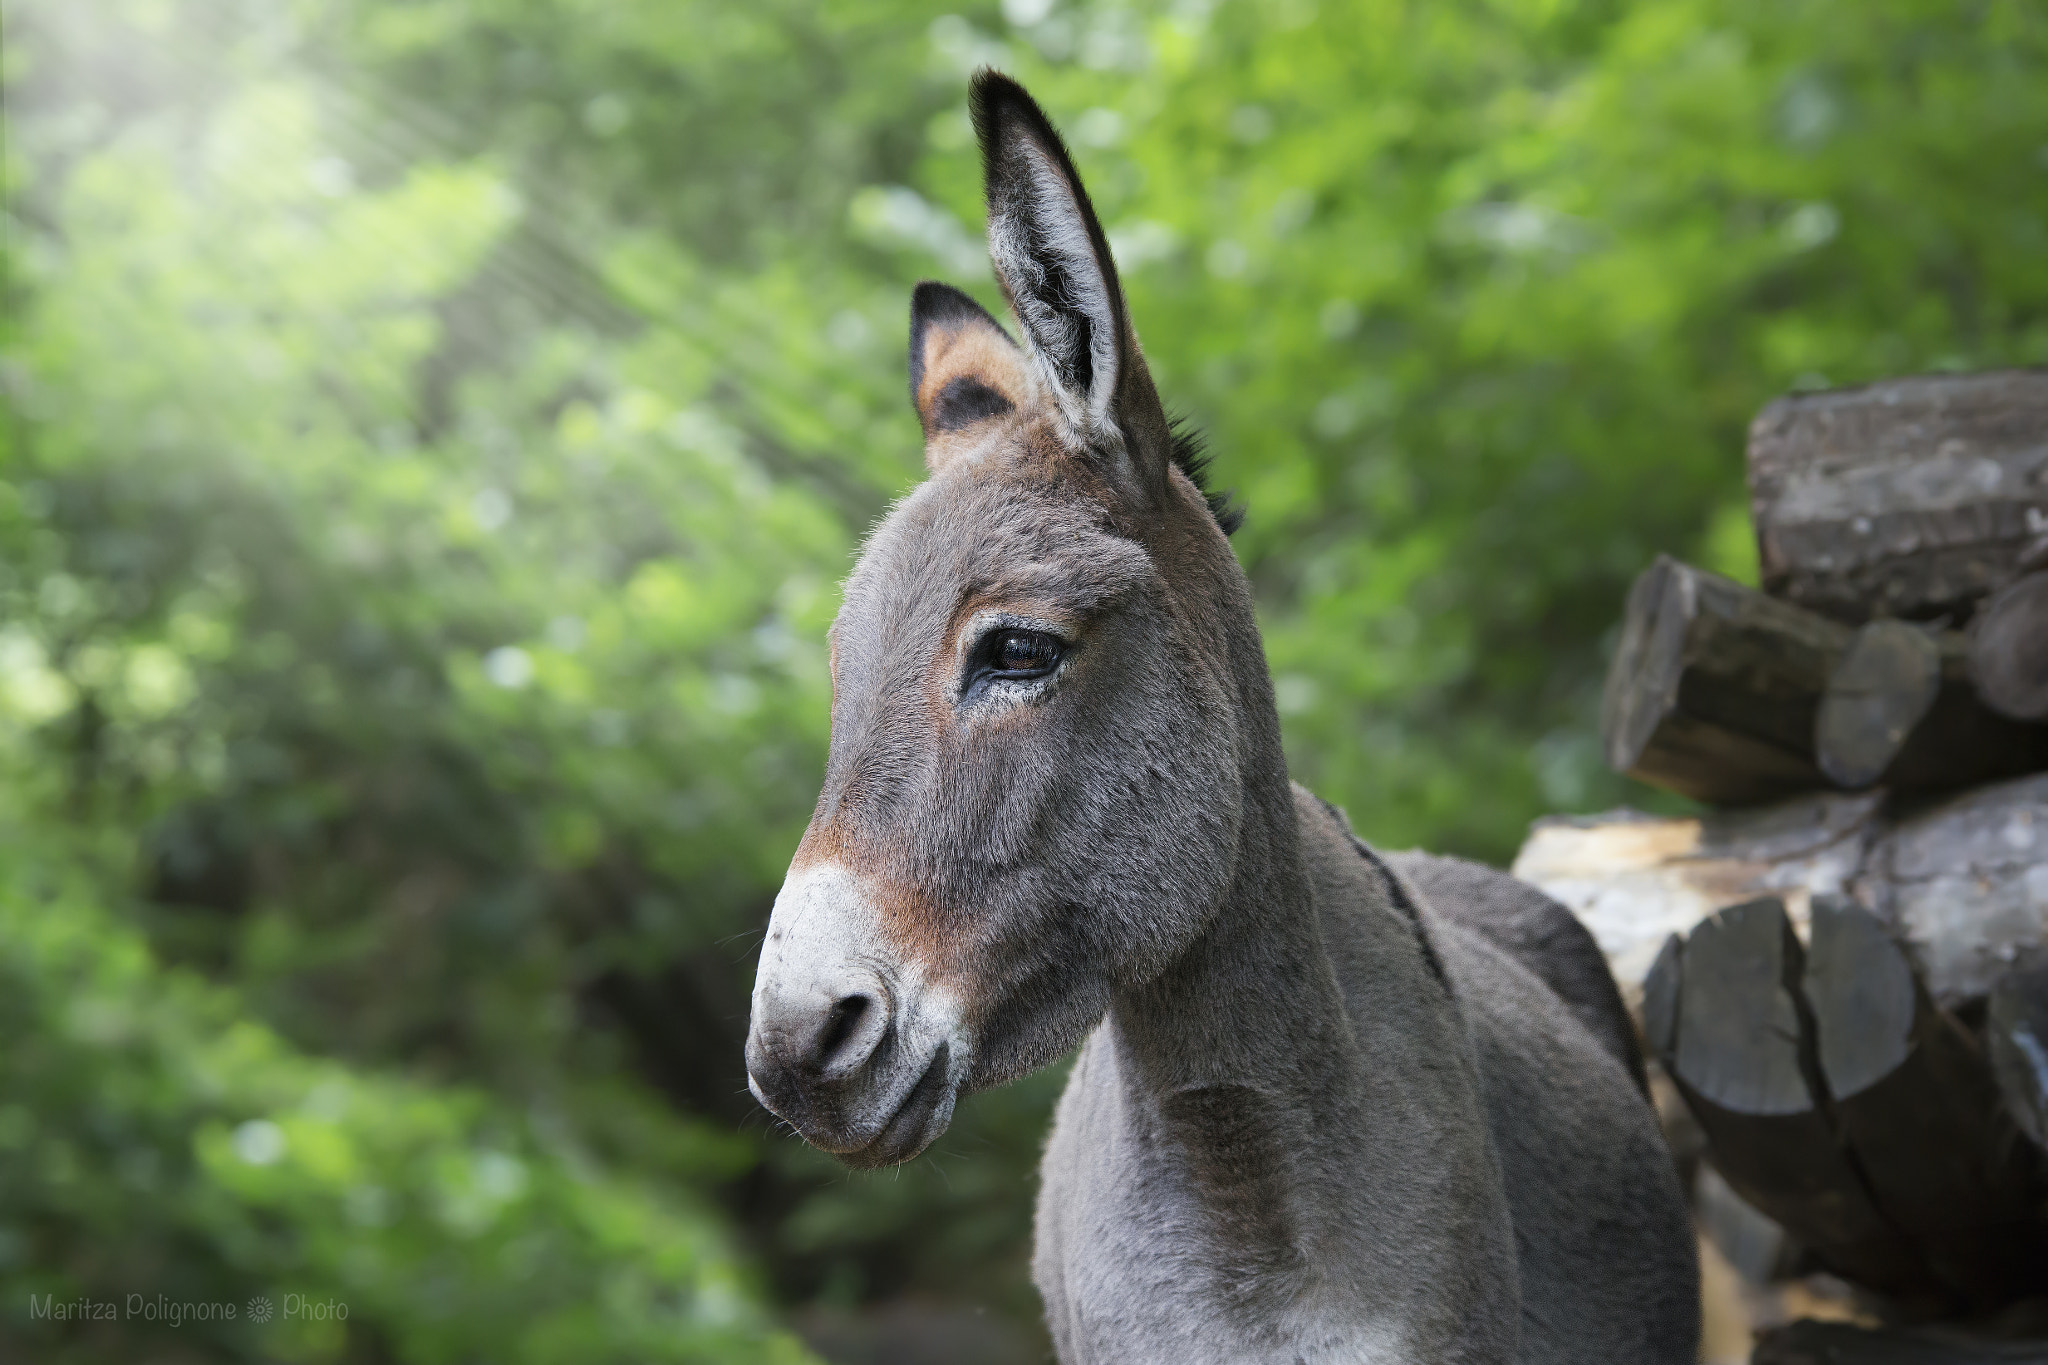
[
  {"x1": 1295, "y1": 788, "x2": 1644, "y2": 1093},
  {"x1": 1383, "y1": 849, "x2": 1648, "y2": 1095}
]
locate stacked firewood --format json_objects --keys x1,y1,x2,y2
[{"x1": 1511, "y1": 371, "x2": 2048, "y2": 1358}]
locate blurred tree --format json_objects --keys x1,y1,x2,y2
[{"x1": 2, "y1": 0, "x2": 2043, "y2": 1357}]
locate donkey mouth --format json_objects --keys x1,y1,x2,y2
[{"x1": 836, "y1": 1042, "x2": 957, "y2": 1170}]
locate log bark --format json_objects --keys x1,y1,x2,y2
[
  {"x1": 1601, "y1": 557, "x2": 2048, "y2": 805},
  {"x1": 1855, "y1": 773, "x2": 2048, "y2": 1008},
  {"x1": 1747, "y1": 369, "x2": 2048, "y2": 624},
  {"x1": 1969, "y1": 571, "x2": 2048, "y2": 722},
  {"x1": 1515, "y1": 792, "x2": 1885, "y2": 1007},
  {"x1": 1873, "y1": 634, "x2": 2048, "y2": 799},
  {"x1": 1754, "y1": 1321, "x2": 2048, "y2": 1365}
]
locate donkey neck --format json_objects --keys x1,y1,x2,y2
[
  {"x1": 1095, "y1": 757, "x2": 1501, "y2": 1325},
  {"x1": 1091, "y1": 765, "x2": 1410, "y2": 1342},
  {"x1": 1109, "y1": 775, "x2": 1355, "y2": 1100},
  {"x1": 1104, "y1": 543, "x2": 1372, "y2": 1110},
  {"x1": 1034, "y1": 540, "x2": 1522, "y2": 1360}
]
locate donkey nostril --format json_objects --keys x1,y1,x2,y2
[
  {"x1": 810, "y1": 993, "x2": 878, "y2": 1073},
  {"x1": 816, "y1": 994, "x2": 869, "y2": 1059}
]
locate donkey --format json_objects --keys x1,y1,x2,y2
[{"x1": 745, "y1": 71, "x2": 1700, "y2": 1364}]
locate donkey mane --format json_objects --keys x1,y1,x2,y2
[{"x1": 1168, "y1": 417, "x2": 1242, "y2": 535}]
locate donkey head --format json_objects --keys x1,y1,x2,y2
[{"x1": 745, "y1": 72, "x2": 1269, "y2": 1167}]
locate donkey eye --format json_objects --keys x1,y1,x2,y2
[
  {"x1": 992, "y1": 630, "x2": 1061, "y2": 676},
  {"x1": 961, "y1": 626, "x2": 1068, "y2": 704}
]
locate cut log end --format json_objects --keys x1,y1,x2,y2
[
  {"x1": 1804, "y1": 894, "x2": 1916, "y2": 1098},
  {"x1": 1969, "y1": 572, "x2": 2048, "y2": 723},
  {"x1": 1816, "y1": 621, "x2": 1943, "y2": 789},
  {"x1": 1675, "y1": 898, "x2": 1814, "y2": 1117},
  {"x1": 1601, "y1": 555, "x2": 1689, "y2": 774}
]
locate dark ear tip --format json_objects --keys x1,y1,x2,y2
[
  {"x1": 968, "y1": 68, "x2": 1027, "y2": 116},
  {"x1": 909, "y1": 280, "x2": 1007, "y2": 333},
  {"x1": 970, "y1": 68, "x2": 1032, "y2": 104},
  {"x1": 911, "y1": 280, "x2": 970, "y2": 314},
  {"x1": 968, "y1": 68, "x2": 1056, "y2": 155}
]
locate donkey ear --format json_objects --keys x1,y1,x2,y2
[
  {"x1": 971, "y1": 71, "x2": 1130, "y2": 439},
  {"x1": 908, "y1": 281, "x2": 1030, "y2": 468}
]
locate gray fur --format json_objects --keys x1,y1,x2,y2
[
  {"x1": 1385, "y1": 848, "x2": 1651, "y2": 1097},
  {"x1": 746, "y1": 70, "x2": 1699, "y2": 1363}
]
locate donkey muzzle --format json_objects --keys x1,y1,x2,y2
[{"x1": 745, "y1": 865, "x2": 963, "y2": 1167}]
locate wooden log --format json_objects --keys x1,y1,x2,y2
[
  {"x1": 1645, "y1": 896, "x2": 2048, "y2": 1310},
  {"x1": 1648, "y1": 897, "x2": 1929, "y2": 1296},
  {"x1": 1602, "y1": 555, "x2": 1850, "y2": 804},
  {"x1": 1816, "y1": 621, "x2": 1943, "y2": 788},
  {"x1": 1969, "y1": 571, "x2": 2048, "y2": 722},
  {"x1": 1514, "y1": 792, "x2": 1886, "y2": 1007},
  {"x1": 1517, "y1": 778, "x2": 2048, "y2": 1013},
  {"x1": 1802, "y1": 897, "x2": 2048, "y2": 1307},
  {"x1": 1988, "y1": 962, "x2": 2048, "y2": 1152},
  {"x1": 1641, "y1": 933, "x2": 1683, "y2": 1060},
  {"x1": 1873, "y1": 633, "x2": 2048, "y2": 799},
  {"x1": 1754, "y1": 1320, "x2": 2048, "y2": 1365},
  {"x1": 1600, "y1": 557, "x2": 2048, "y2": 805},
  {"x1": 1855, "y1": 773, "x2": 2048, "y2": 1009},
  {"x1": 1747, "y1": 369, "x2": 2048, "y2": 624}
]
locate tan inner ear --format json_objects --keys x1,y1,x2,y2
[{"x1": 915, "y1": 315, "x2": 1032, "y2": 460}]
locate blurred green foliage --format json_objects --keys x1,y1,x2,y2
[
  {"x1": 0, "y1": 828, "x2": 807, "y2": 1364},
  {"x1": 2, "y1": 0, "x2": 2043, "y2": 1358}
]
